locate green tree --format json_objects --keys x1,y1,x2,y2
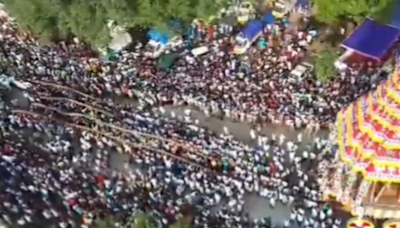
[
  {"x1": 2, "y1": 0, "x2": 229, "y2": 47},
  {"x1": 169, "y1": 221, "x2": 192, "y2": 228},
  {"x1": 94, "y1": 218, "x2": 117, "y2": 228},
  {"x1": 311, "y1": 0, "x2": 395, "y2": 24},
  {"x1": 88, "y1": 214, "x2": 195, "y2": 228},
  {"x1": 93, "y1": 213, "x2": 158, "y2": 228},
  {"x1": 313, "y1": 46, "x2": 339, "y2": 82},
  {"x1": 131, "y1": 213, "x2": 157, "y2": 228},
  {"x1": 371, "y1": 0, "x2": 399, "y2": 24}
]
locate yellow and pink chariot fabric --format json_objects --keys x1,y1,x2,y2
[{"x1": 336, "y1": 65, "x2": 400, "y2": 183}]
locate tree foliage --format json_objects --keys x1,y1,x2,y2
[
  {"x1": 2, "y1": 0, "x2": 229, "y2": 46},
  {"x1": 169, "y1": 221, "x2": 193, "y2": 228},
  {"x1": 311, "y1": 0, "x2": 395, "y2": 24},
  {"x1": 131, "y1": 213, "x2": 157, "y2": 228},
  {"x1": 313, "y1": 45, "x2": 339, "y2": 82},
  {"x1": 94, "y1": 217, "x2": 117, "y2": 228},
  {"x1": 130, "y1": 214, "x2": 193, "y2": 228}
]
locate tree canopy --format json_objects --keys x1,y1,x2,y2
[
  {"x1": 93, "y1": 214, "x2": 193, "y2": 228},
  {"x1": 312, "y1": 46, "x2": 339, "y2": 82},
  {"x1": 2, "y1": 0, "x2": 229, "y2": 46},
  {"x1": 311, "y1": 0, "x2": 395, "y2": 24},
  {"x1": 131, "y1": 213, "x2": 157, "y2": 228}
]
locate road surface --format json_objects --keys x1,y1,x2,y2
[{"x1": 110, "y1": 105, "x2": 331, "y2": 224}]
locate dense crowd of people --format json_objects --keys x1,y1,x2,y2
[
  {"x1": 0, "y1": 11, "x2": 386, "y2": 130},
  {"x1": 0, "y1": 8, "x2": 376, "y2": 228},
  {"x1": 1, "y1": 86, "x2": 339, "y2": 228}
]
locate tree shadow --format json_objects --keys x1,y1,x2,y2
[
  {"x1": 307, "y1": 17, "x2": 355, "y2": 48},
  {"x1": 127, "y1": 27, "x2": 150, "y2": 44}
]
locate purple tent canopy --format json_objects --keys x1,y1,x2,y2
[
  {"x1": 295, "y1": 0, "x2": 310, "y2": 9},
  {"x1": 342, "y1": 18, "x2": 400, "y2": 61}
]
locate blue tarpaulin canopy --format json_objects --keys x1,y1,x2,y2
[
  {"x1": 147, "y1": 30, "x2": 170, "y2": 46},
  {"x1": 342, "y1": 18, "x2": 400, "y2": 60},
  {"x1": 241, "y1": 20, "x2": 263, "y2": 40},
  {"x1": 261, "y1": 12, "x2": 275, "y2": 25}
]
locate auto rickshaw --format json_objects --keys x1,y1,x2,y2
[
  {"x1": 236, "y1": 1, "x2": 255, "y2": 25},
  {"x1": 267, "y1": 0, "x2": 296, "y2": 18}
]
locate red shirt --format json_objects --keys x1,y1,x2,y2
[
  {"x1": 69, "y1": 199, "x2": 76, "y2": 206},
  {"x1": 208, "y1": 27, "x2": 214, "y2": 40},
  {"x1": 3, "y1": 145, "x2": 11, "y2": 154},
  {"x1": 96, "y1": 175, "x2": 105, "y2": 185}
]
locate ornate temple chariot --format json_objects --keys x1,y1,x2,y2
[{"x1": 322, "y1": 66, "x2": 400, "y2": 219}]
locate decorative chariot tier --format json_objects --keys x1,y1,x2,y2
[{"x1": 322, "y1": 67, "x2": 400, "y2": 219}]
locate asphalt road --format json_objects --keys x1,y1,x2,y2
[
  {"x1": 158, "y1": 105, "x2": 329, "y2": 144},
  {"x1": 109, "y1": 105, "x2": 331, "y2": 225}
]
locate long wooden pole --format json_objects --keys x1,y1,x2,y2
[
  {"x1": 25, "y1": 81, "x2": 227, "y2": 163},
  {"x1": 28, "y1": 79, "x2": 101, "y2": 103},
  {"x1": 397, "y1": 183, "x2": 400, "y2": 202},
  {"x1": 374, "y1": 183, "x2": 388, "y2": 203},
  {"x1": 12, "y1": 109, "x2": 206, "y2": 169},
  {"x1": 30, "y1": 103, "x2": 221, "y2": 161},
  {"x1": 369, "y1": 181, "x2": 377, "y2": 203},
  {"x1": 36, "y1": 97, "x2": 113, "y2": 117}
]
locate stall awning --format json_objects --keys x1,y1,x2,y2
[{"x1": 341, "y1": 18, "x2": 400, "y2": 61}]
